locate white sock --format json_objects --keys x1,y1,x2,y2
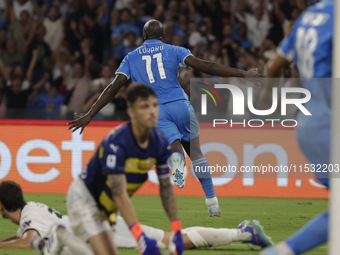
[
  {"x1": 205, "y1": 197, "x2": 219, "y2": 207},
  {"x1": 236, "y1": 228, "x2": 252, "y2": 242},
  {"x1": 57, "y1": 228, "x2": 93, "y2": 255},
  {"x1": 273, "y1": 241, "x2": 295, "y2": 255},
  {"x1": 183, "y1": 227, "x2": 251, "y2": 248}
]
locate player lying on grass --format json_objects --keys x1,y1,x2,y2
[{"x1": 0, "y1": 180, "x2": 273, "y2": 254}]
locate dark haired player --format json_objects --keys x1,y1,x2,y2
[
  {"x1": 0, "y1": 180, "x2": 68, "y2": 250},
  {"x1": 0, "y1": 181, "x2": 273, "y2": 254},
  {"x1": 38, "y1": 84, "x2": 183, "y2": 255}
]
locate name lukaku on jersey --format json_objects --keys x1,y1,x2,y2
[{"x1": 138, "y1": 45, "x2": 164, "y2": 55}]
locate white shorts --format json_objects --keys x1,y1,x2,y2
[
  {"x1": 66, "y1": 177, "x2": 111, "y2": 242},
  {"x1": 113, "y1": 215, "x2": 164, "y2": 248}
]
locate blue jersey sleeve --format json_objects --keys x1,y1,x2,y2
[
  {"x1": 278, "y1": 21, "x2": 300, "y2": 62},
  {"x1": 174, "y1": 46, "x2": 193, "y2": 65},
  {"x1": 100, "y1": 143, "x2": 126, "y2": 175},
  {"x1": 115, "y1": 54, "x2": 131, "y2": 79}
]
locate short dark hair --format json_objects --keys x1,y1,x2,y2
[
  {"x1": 120, "y1": 8, "x2": 132, "y2": 16},
  {"x1": 126, "y1": 83, "x2": 157, "y2": 105},
  {"x1": 0, "y1": 181, "x2": 26, "y2": 211}
]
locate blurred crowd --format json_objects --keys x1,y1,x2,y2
[{"x1": 0, "y1": 0, "x2": 316, "y2": 120}]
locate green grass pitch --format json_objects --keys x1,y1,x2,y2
[{"x1": 0, "y1": 194, "x2": 328, "y2": 255}]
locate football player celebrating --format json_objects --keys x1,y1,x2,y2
[{"x1": 68, "y1": 19, "x2": 262, "y2": 217}]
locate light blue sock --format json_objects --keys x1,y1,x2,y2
[
  {"x1": 286, "y1": 211, "x2": 328, "y2": 254},
  {"x1": 192, "y1": 157, "x2": 216, "y2": 199}
]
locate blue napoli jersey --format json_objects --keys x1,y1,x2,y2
[
  {"x1": 116, "y1": 39, "x2": 192, "y2": 104},
  {"x1": 279, "y1": 1, "x2": 333, "y2": 180},
  {"x1": 278, "y1": 0, "x2": 333, "y2": 79},
  {"x1": 81, "y1": 123, "x2": 171, "y2": 222}
]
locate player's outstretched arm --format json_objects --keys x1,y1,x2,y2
[
  {"x1": 265, "y1": 54, "x2": 290, "y2": 79},
  {"x1": 108, "y1": 174, "x2": 161, "y2": 255},
  {"x1": 159, "y1": 176, "x2": 179, "y2": 221},
  {"x1": 108, "y1": 174, "x2": 139, "y2": 226},
  {"x1": 185, "y1": 55, "x2": 261, "y2": 79},
  {"x1": 67, "y1": 74, "x2": 127, "y2": 134},
  {"x1": 1, "y1": 235, "x2": 18, "y2": 242},
  {"x1": 0, "y1": 230, "x2": 38, "y2": 249},
  {"x1": 257, "y1": 54, "x2": 289, "y2": 110},
  {"x1": 159, "y1": 176, "x2": 184, "y2": 255}
]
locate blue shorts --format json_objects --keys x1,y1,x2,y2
[
  {"x1": 296, "y1": 82, "x2": 331, "y2": 187},
  {"x1": 157, "y1": 100, "x2": 199, "y2": 145}
]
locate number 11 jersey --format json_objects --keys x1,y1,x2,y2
[{"x1": 116, "y1": 39, "x2": 192, "y2": 104}]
